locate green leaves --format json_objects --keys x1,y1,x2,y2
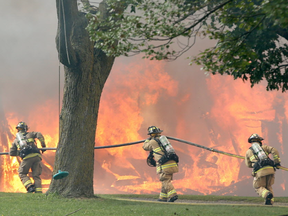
[
  {"x1": 189, "y1": 0, "x2": 288, "y2": 91},
  {"x1": 85, "y1": 0, "x2": 201, "y2": 59},
  {"x1": 85, "y1": 0, "x2": 288, "y2": 91}
]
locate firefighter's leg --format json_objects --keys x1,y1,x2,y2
[
  {"x1": 166, "y1": 174, "x2": 178, "y2": 202},
  {"x1": 158, "y1": 173, "x2": 168, "y2": 201},
  {"x1": 160, "y1": 173, "x2": 177, "y2": 202},
  {"x1": 266, "y1": 174, "x2": 274, "y2": 195},
  {"x1": 31, "y1": 157, "x2": 42, "y2": 193},
  {"x1": 18, "y1": 159, "x2": 34, "y2": 191},
  {"x1": 253, "y1": 176, "x2": 269, "y2": 197},
  {"x1": 253, "y1": 175, "x2": 273, "y2": 205},
  {"x1": 266, "y1": 174, "x2": 275, "y2": 204}
]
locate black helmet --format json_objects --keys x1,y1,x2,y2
[
  {"x1": 248, "y1": 133, "x2": 264, "y2": 143},
  {"x1": 16, "y1": 121, "x2": 28, "y2": 132},
  {"x1": 147, "y1": 126, "x2": 163, "y2": 135}
]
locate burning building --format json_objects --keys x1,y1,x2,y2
[{"x1": 1, "y1": 57, "x2": 288, "y2": 196}]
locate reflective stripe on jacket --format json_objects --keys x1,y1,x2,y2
[
  {"x1": 143, "y1": 136, "x2": 179, "y2": 174},
  {"x1": 245, "y1": 144, "x2": 281, "y2": 178},
  {"x1": 9, "y1": 131, "x2": 46, "y2": 159}
]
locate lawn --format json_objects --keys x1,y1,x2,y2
[{"x1": 0, "y1": 193, "x2": 287, "y2": 216}]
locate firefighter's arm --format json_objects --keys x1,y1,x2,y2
[
  {"x1": 245, "y1": 150, "x2": 256, "y2": 176},
  {"x1": 266, "y1": 145, "x2": 281, "y2": 166},
  {"x1": 244, "y1": 151, "x2": 253, "y2": 168},
  {"x1": 34, "y1": 132, "x2": 46, "y2": 153},
  {"x1": 9, "y1": 141, "x2": 19, "y2": 156},
  {"x1": 142, "y1": 138, "x2": 153, "y2": 151}
]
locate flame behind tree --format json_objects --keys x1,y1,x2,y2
[
  {"x1": 0, "y1": 96, "x2": 15, "y2": 191},
  {"x1": 91, "y1": 59, "x2": 288, "y2": 196}
]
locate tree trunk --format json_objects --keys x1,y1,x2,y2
[{"x1": 47, "y1": 0, "x2": 115, "y2": 197}]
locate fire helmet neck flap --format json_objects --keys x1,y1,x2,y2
[
  {"x1": 147, "y1": 126, "x2": 163, "y2": 135},
  {"x1": 16, "y1": 121, "x2": 29, "y2": 132},
  {"x1": 248, "y1": 133, "x2": 264, "y2": 144}
]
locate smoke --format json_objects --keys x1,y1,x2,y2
[{"x1": 0, "y1": 1, "x2": 59, "y2": 119}]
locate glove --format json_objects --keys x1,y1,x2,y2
[{"x1": 274, "y1": 163, "x2": 281, "y2": 169}]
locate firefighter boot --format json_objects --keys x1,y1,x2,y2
[
  {"x1": 265, "y1": 192, "x2": 273, "y2": 205},
  {"x1": 168, "y1": 195, "x2": 178, "y2": 202},
  {"x1": 27, "y1": 185, "x2": 36, "y2": 193}
]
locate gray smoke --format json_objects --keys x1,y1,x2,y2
[{"x1": 0, "y1": 1, "x2": 59, "y2": 118}]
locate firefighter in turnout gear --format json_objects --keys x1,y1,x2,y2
[
  {"x1": 245, "y1": 134, "x2": 281, "y2": 205},
  {"x1": 143, "y1": 126, "x2": 179, "y2": 202},
  {"x1": 9, "y1": 122, "x2": 46, "y2": 193}
]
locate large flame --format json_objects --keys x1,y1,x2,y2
[{"x1": 0, "y1": 59, "x2": 287, "y2": 196}]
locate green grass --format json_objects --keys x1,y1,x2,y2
[
  {"x1": 109, "y1": 193, "x2": 288, "y2": 203},
  {"x1": 0, "y1": 193, "x2": 287, "y2": 216}
]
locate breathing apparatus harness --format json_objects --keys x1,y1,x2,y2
[
  {"x1": 146, "y1": 136, "x2": 179, "y2": 167},
  {"x1": 250, "y1": 142, "x2": 274, "y2": 173},
  {"x1": 147, "y1": 150, "x2": 157, "y2": 167},
  {"x1": 16, "y1": 132, "x2": 40, "y2": 159}
]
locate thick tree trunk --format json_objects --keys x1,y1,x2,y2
[{"x1": 47, "y1": 0, "x2": 115, "y2": 197}]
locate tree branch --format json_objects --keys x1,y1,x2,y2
[
  {"x1": 181, "y1": 0, "x2": 234, "y2": 35},
  {"x1": 56, "y1": 0, "x2": 79, "y2": 66},
  {"x1": 81, "y1": 0, "x2": 98, "y2": 14}
]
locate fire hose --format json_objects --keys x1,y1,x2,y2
[
  {"x1": 0, "y1": 140, "x2": 145, "y2": 155},
  {"x1": 166, "y1": 136, "x2": 288, "y2": 172},
  {"x1": 0, "y1": 137, "x2": 287, "y2": 171}
]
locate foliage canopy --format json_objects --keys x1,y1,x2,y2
[{"x1": 86, "y1": 0, "x2": 288, "y2": 91}]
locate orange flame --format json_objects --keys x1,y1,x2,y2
[
  {"x1": 281, "y1": 181, "x2": 286, "y2": 191},
  {"x1": 1, "y1": 59, "x2": 287, "y2": 196}
]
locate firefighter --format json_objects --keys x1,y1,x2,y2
[
  {"x1": 9, "y1": 121, "x2": 46, "y2": 193},
  {"x1": 143, "y1": 126, "x2": 179, "y2": 202},
  {"x1": 245, "y1": 133, "x2": 281, "y2": 205}
]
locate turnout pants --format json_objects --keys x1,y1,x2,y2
[
  {"x1": 18, "y1": 156, "x2": 42, "y2": 192},
  {"x1": 253, "y1": 174, "x2": 274, "y2": 200},
  {"x1": 159, "y1": 173, "x2": 177, "y2": 200}
]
